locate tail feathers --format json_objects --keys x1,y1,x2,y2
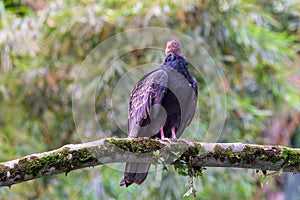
[{"x1": 120, "y1": 163, "x2": 151, "y2": 187}]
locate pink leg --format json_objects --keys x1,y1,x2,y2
[
  {"x1": 171, "y1": 127, "x2": 177, "y2": 140},
  {"x1": 155, "y1": 128, "x2": 171, "y2": 146},
  {"x1": 171, "y1": 127, "x2": 194, "y2": 146},
  {"x1": 160, "y1": 127, "x2": 166, "y2": 140}
]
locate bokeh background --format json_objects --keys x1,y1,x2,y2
[{"x1": 0, "y1": 0, "x2": 299, "y2": 199}]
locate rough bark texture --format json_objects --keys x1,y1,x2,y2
[{"x1": 0, "y1": 138, "x2": 300, "y2": 187}]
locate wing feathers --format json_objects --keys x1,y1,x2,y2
[{"x1": 128, "y1": 70, "x2": 168, "y2": 137}]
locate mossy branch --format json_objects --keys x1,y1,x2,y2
[{"x1": 0, "y1": 138, "x2": 300, "y2": 187}]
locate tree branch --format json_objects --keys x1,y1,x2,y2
[{"x1": 1, "y1": 138, "x2": 299, "y2": 187}]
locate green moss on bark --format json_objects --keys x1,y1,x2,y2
[
  {"x1": 173, "y1": 143, "x2": 300, "y2": 176},
  {"x1": 0, "y1": 147, "x2": 98, "y2": 183},
  {"x1": 282, "y1": 147, "x2": 300, "y2": 168},
  {"x1": 1, "y1": 139, "x2": 300, "y2": 187},
  {"x1": 108, "y1": 138, "x2": 164, "y2": 153},
  {"x1": 0, "y1": 165, "x2": 10, "y2": 182}
]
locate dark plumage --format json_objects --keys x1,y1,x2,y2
[{"x1": 120, "y1": 40, "x2": 198, "y2": 187}]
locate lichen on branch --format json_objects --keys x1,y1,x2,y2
[{"x1": 0, "y1": 138, "x2": 299, "y2": 187}]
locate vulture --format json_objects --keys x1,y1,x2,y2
[{"x1": 120, "y1": 40, "x2": 198, "y2": 187}]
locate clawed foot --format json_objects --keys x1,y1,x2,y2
[
  {"x1": 170, "y1": 127, "x2": 194, "y2": 146},
  {"x1": 156, "y1": 128, "x2": 172, "y2": 146},
  {"x1": 156, "y1": 127, "x2": 194, "y2": 147},
  {"x1": 155, "y1": 137, "x2": 172, "y2": 147},
  {"x1": 175, "y1": 138, "x2": 195, "y2": 147},
  {"x1": 155, "y1": 137, "x2": 194, "y2": 147}
]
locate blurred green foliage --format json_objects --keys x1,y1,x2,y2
[{"x1": 0, "y1": 0, "x2": 299, "y2": 199}]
